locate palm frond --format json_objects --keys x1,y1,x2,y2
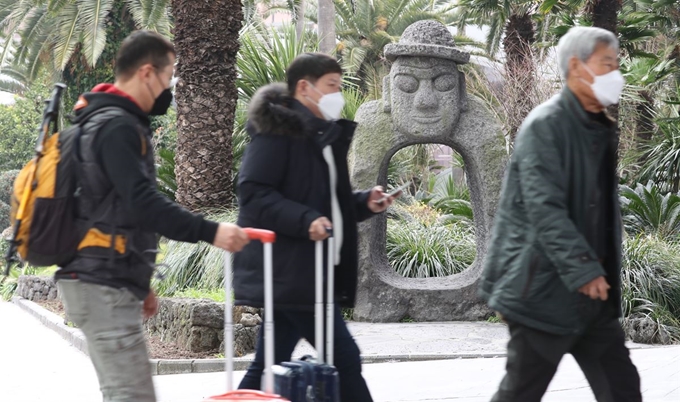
[
  {"x1": 77, "y1": 0, "x2": 113, "y2": 67},
  {"x1": 52, "y1": 2, "x2": 82, "y2": 71}
]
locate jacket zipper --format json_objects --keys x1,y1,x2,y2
[{"x1": 521, "y1": 254, "x2": 539, "y2": 299}]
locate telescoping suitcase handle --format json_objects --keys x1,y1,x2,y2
[
  {"x1": 315, "y1": 228, "x2": 335, "y2": 365},
  {"x1": 217, "y1": 228, "x2": 281, "y2": 399}
]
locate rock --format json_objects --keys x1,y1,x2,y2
[
  {"x1": 144, "y1": 298, "x2": 261, "y2": 354},
  {"x1": 190, "y1": 300, "x2": 224, "y2": 328},
  {"x1": 624, "y1": 315, "x2": 672, "y2": 345},
  {"x1": 349, "y1": 20, "x2": 507, "y2": 322},
  {"x1": 239, "y1": 313, "x2": 261, "y2": 327},
  {"x1": 243, "y1": 306, "x2": 261, "y2": 315},
  {"x1": 16, "y1": 275, "x2": 58, "y2": 302}
]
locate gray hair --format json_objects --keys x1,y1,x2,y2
[{"x1": 557, "y1": 26, "x2": 619, "y2": 79}]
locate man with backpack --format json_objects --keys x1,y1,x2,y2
[{"x1": 55, "y1": 31, "x2": 250, "y2": 402}]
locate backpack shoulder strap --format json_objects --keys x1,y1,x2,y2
[{"x1": 72, "y1": 106, "x2": 135, "y2": 242}]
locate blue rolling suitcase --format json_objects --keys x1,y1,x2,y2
[{"x1": 273, "y1": 233, "x2": 340, "y2": 402}]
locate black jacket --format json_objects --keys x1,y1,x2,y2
[
  {"x1": 55, "y1": 89, "x2": 218, "y2": 299},
  {"x1": 233, "y1": 83, "x2": 376, "y2": 310},
  {"x1": 480, "y1": 87, "x2": 622, "y2": 335}
]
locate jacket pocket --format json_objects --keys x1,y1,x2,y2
[
  {"x1": 520, "y1": 249, "x2": 556, "y2": 300},
  {"x1": 521, "y1": 254, "x2": 540, "y2": 299}
]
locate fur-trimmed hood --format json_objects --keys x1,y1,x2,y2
[
  {"x1": 247, "y1": 83, "x2": 309, "y2": 137},
  {"x1": 246, "y1": 83, "x2": 357, "y2": 140}
]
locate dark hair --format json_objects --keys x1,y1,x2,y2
[
  {"x1": 115, "y1": 30, "x2": 175, "y2": 79},
  {"x1": 286, "y1": 53, "x2": 343, "y2": 95}
]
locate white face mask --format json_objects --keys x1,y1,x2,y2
[
  {"x1": 580, "y1": 62, "x2": 625, "y2": 107},
  {"x1": 306, "y1": 82, "x2": 345, "y2": 121}
]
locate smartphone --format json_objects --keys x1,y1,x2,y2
[{"x1": 375, "y1": 181, "x2": 411, "y2": 203}]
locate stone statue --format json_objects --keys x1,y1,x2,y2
[{"x1": 349, "y1": 20, "x2": 508, "y2": 322}]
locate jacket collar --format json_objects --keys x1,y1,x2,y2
[
  {"x1": 560, "y1": 86, "x2": 616, "y2": 131},
  {"x1": 290, "y1": 99, "x2": 357, "y2": 148}
]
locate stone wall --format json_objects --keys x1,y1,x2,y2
[
  {"x1": 144, "y1": 298, "x2": 261, "y2": 355},
  {"x1": 16, "y1": 275, "x2": 58, "y2": 302}
]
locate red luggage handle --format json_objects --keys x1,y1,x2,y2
[
  {"x1": 243, "y1": 228, "x2": 276, "y2": 243},
  {"x1": 207, "y1": 227, "x2": 286, "y2": 401}
]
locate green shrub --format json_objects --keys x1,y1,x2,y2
[
  {"x1": 151, "y1": 108, "x2": 178, "y2": 155},
  {"x1": 156, "y1": 149, "x2": 177, "y2": 201},
  {"x1": 386, "y1": 216, "x2": 476, "y2": 278},
  {"x1": 620, "y1": 181, "x2": 680, "y2": 240},
  {"x1": 173, "y1": 288, "x2": 226, "y2": 302},
  {"x1": 0, "y1": 201, "x2": 10, "y2": 232},
  {"x1": 635, "y1": 114, "x2": 680, "y2": 193},
  {"x1": 0, "y1": 170, "x2": 19, "y2": 205},
  {"x1": 621, "y1": 235, "x2": 680, "y2": 343},
  {"x1": 154, "y1": 209, "x2": 238, "y2": 296},
  {"x1": 0, "y1": 83, "x2": 49, "y2": 171}
]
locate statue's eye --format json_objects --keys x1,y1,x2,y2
[
  {"x1": 394, "y1": 75, "x2": 418, "y2": 93},
  {"x1": 433, "y1": 74, "x2": 457, "y2": 92}
]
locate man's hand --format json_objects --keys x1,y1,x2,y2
[
  {"x1": 368, "y1": 186, "x2": 398, "y2": 213},
  {"x1": 213, "y1": 223, "x2": 250, "y2": 252},
  {"x1": 143, "y1": 290, "x2": 159, "y2": 319},
  {"x1": 309, "y1": 217, "x2": 332, "y2": 241},
  {"x1": 578, "y1": 276, "x2": 610, "y2": 301}
]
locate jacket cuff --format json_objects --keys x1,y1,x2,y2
[
  {"x1": 199, "y1": 219, "x2": 220, "y2": 244},
  {"x1": 301, "y1": 210, "x2": 324, "y2": 238},
  {"x1": 564, "y1": 263, "x2": 607, "y2": 292}
]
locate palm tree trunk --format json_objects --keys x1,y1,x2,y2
[
  {"x1": 172, "y1": 0, "x2": 242, "y2": 211},
  {"x1": 588, "y1": 0, "x2": 622, "y2": 122},
  {"x1": 318, "y1": 0, "x2": 336, "y2": 53},
  {"x1": 296, "y1": 0, "x2": 306, "y2": 39},
  {"x1": 635, "y1": 90, "x2": 655, "y2": 144},
  {"x1": 590, "y1": 0, "x2": 620, "y2": 34},
  {"x1": 502, "y1": 13, "x2": 536, "y2": 142}
]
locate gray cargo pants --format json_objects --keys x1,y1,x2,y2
[{"x1": 57, "y1": 279, "x2": 156, "y2": 402}]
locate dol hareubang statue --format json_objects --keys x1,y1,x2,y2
[{"x1": 349, "y1": 20, "x2": 508, "y2": 322}]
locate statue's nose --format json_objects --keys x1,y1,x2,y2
[
  {"x1": 414, "y1": 83, "x2": 438, "y2": 111},
  {"x1": 415, "y1": 88, "x2": 439, "y2": 110}
]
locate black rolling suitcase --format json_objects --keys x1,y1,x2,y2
[{"x1": 273, "y1": 232, "x2": 340, "y2": 402}]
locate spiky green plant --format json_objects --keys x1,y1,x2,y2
[
  {"x1": 237, "y1": 23, "x2": 319, "y2": 102},
  {"x1": 156, "y1": 148, "x2": 176, "y2": 201},
  {"x1": 619, "y1": 181, "x2": 680, "y2": 239},
  {"x1": 621, "y1": 234, "x2": 680, "y2": 343},
  {"x1": 386, "y1": 218, "x2": 476, "y2": 278},
  {"x1": 153, "y1": 209, "x2": 237, "y2": 296}
]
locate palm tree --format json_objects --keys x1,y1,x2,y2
[
  {"x1": 0, "y1": 0, "x2": 171, "y2": 77},
  {"x1": 334, "y1": 0, "x2": 459, "y2": 98},
  {"x1": 456, "y1": 0, "x2": 541, "y2": 140},
  {"x1": 318, "y1": 0, "x2": 336, "y2": 53},
  {"x1": 171, "y1": 0, "x2": 243, "y2": 210},
  {"x1": 585, "y1": 0, "x2": 621, "y2": 33},
  {"x1": 620, "y1": 56, "x2": 677, "y2": 143}
]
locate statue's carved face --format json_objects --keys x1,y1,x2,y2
[{"x1": 389, "y1": 57, "x2": 464, "y2": 137}]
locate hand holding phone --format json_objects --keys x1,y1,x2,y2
[{"x1": 375, "y1": 181, "x2": 411, "y2": 204}]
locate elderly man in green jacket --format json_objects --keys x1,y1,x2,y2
[{"x1": 480, "y1": 26, "x2": 642, "y2": 402}]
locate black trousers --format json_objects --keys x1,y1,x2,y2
[
  {"x1": 492, "y1": 315, "x2": 642, "y2": 402},
  {"x1": 238, "y1": 306, "x2": 373, "y2": 402}
]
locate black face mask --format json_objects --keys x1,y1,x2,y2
[{"x1": 149, "y1": 87, "x2": 173, "y2": 116}]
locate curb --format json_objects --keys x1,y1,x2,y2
[
  {"x1": 148, "y1": 352, "x2": 508, "y2": 376},
  {"x1": 12, "y1": 296, "x2": 509, "y2": 375},
  {"x1": 18, "y1": 296, "x2": 661, "y2": 376},
  {"x1": 12, "y1": 296, "x2": 89, "y2": 356}
]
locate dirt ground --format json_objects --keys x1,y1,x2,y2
[{"x1": 36, "y1": 300, "x2": 220, "y2": 360}]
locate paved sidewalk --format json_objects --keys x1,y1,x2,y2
[{"x1": 2, "y1": 301, "x2": 679, "y2": 401}]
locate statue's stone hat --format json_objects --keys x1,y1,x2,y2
[{"x1": 384, "y1": 20, "x2": 470, "y2": 64}]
